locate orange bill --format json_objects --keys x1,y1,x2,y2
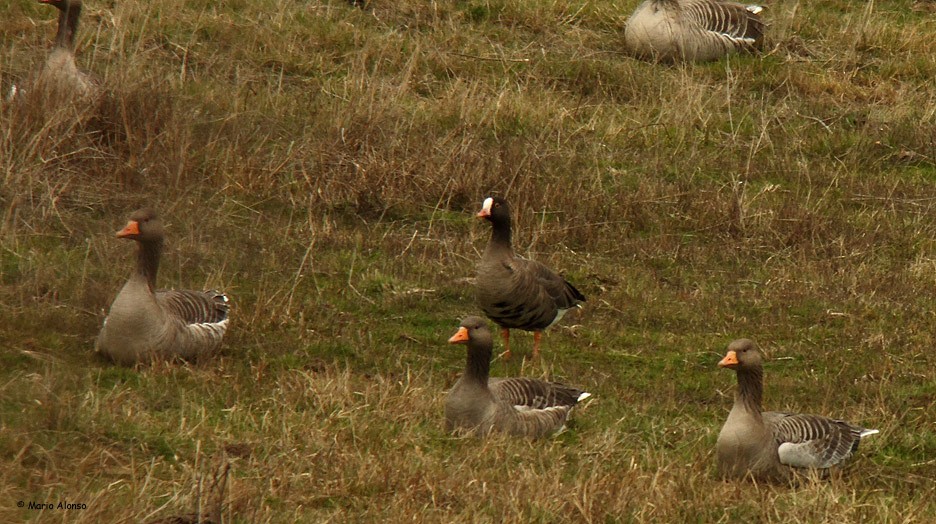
[
  {"x1": 718, "y1": 350, "x2": 738, "y2": 368},
  {"x1": 448, "y1": 327, "x2": 470, "y2": 344},
  {"x1": 116, "y1": 220, "x2": 140, "y2": 238},
  {"x1": 476, "y1": 209, "x2": 489, "y2": 218}
]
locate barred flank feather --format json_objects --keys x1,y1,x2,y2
[
  {"x1": 624, "y1": 0, "x2": 766, "y2": 62},
  {"x1": 489, "y1": 377, "x2": 590, "y2": 410},
  {"x1": 767, "y1": 413, "x2": 877, "y2": 468},
  {"x1": 157, "y1": 290, "x2": 229, "y2": 324}
]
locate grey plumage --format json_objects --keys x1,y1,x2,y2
[
  {"x1": 716, "y1": 339, "x2": 878, "y2": 482},
  {"x1": 488, "y1": 377, "x2": 591, "y2": 410},
  {"x1": 36, "y1": 0, "x2": 95, "y2": 98},
  {"x1": 445, "y1": 316, "x2": 590, "y2": 438},
  {"x1": 624, "y1": 0, "x2": 766, "y2": 62},
  {"x1": 475, "y1": 196, "x2": 585, "y2": 359},
  {"x1": 96, "y1": 208, "x2": 230, "y2": 366}
]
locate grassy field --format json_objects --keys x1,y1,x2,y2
[{"x1": 1, "y1": 0, "x2": 935, "y2": 521}]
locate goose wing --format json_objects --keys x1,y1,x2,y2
[
  {"x1": 489, "y1": 377, "x2": 590, "y2": 409},
  {"x1": 764, "y1": 411, "x2": 877, "y2": 468},
  {"x1": 156, "y1": 289, "x2": 230, "y2": 324},
  {"x1": 507, "y1": 256, "x2": 585, "y2": 311},
  {"x1": 495, "y1": 401, "x2": 574, "y2": 438},
  {"x1": 683, "y1": 0, "x2": 765, "y2": 45}
]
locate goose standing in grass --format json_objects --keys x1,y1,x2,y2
[
  {"x1": 445, "y1": 317, "x2": 590, "y2": 438},
  {"x1": 623, "y1": 0, "x2": 766, "y2": 62},
  {"x1": 475, "y1": 196, "x2": 585, "y2": 360},
  {"x1": 716, "y1": 339, "x2": 879, "y2": 482},
  {"x1": 35, "y1": 0, "x2": 95, "y2": 97},
  {"x1": 96, "y1": 209, "x2": 230, "y2": 366}
]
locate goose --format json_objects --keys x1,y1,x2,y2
[
  {"x1": 445, "y1": 316, "x2": 591, "y2": 438},
  {"x1": 17, "y1": 0, "x2": 95, "y2": 100},
  {"x1": 716, "y1": 339, "x2": 879, "y2": 482},
  {"x1": 96, "y1": 208, "x2": 230, "y2": 366},
  {"x1": 623, "y1": 0, "x2": 766, "y2": 62},
  {"x1": 475, "y1": 196, "x2": 585, "y2": 360}
]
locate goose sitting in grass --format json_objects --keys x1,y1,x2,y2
[
  {"x1": 445, "y1": 316, "x2": 590, "y2": 438},
  {"x1": 623, "y1": 0, "x2": 766, "y2": 62},
  {"x1": 96, "y1": 208, "x2": 229, "y2": 366},
  {"x1": 716, "y1": 339, "x2": 879, "y2": 482},
  {"x1": 15, "y1": 0, "x2": 96, "y2": 102},
  {"x1": 475, "y1": 196, "x2": 585, "y2": 360}
]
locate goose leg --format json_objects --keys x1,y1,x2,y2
[
  {"x1": 533, "y1": 331, "x2": 542, "y2": 359},
  {"x1": 501, "y1": 328, "x2": 511, "y2": 360}
]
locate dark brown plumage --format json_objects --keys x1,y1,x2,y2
[
  {"x1": 96, "y1": 208, "x2": 229, "y2": 366},
  {"x1": 475, "y1": 196, "x2": 585, "y2": 359},
  {"x1": 716, "y1": 339, "x2": 879, "y2": 482},
  {"x1": 445, "y1": 316, "x2": 590, "y2": 438}
]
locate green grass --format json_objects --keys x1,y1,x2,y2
[{"x1": 1, "y1": 0, "x2": 935, "y2": 521}]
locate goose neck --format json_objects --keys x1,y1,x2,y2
[
  {"x1": 135, "y1": 238, "x2": 162, "y2": 291},
  {"x1": 735, "y1": 366, "x2": 764, "y2": 413},
  {"x1": 464, "y1": 340, "x2": 492, "y2": 386},
  {"x1": 54, "y1": 2, "x2": 81, "y2": 50},
  {"x1": 488, "y1": 217, "x2": 512, "y2": 252}
]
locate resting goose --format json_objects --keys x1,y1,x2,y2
[
  {"x1": 445, "y1": 316, "x2": 591, "y2": 438},
  {"x1": 36, "y1": 0, "x2": 95, "y2": 97},
  {"x1": 716, "y1": 339, "x2": 879, "y2": 482},
  {"x1": 623, "y1": 0, "x2": 766, "y2": 62},
  {"x1": 476, "y1": 196, "x2": 585, "y2": 360},
  {"x1": 96, "y1": 208, "x2": 230, "y2": 366}
]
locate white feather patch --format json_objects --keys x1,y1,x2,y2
[
  {"x1": 778, "y1": 441, "x2": 828, "y2": 468},
  {"x1": 481, "y1": 197, "x2": 493, "y2": 214}
]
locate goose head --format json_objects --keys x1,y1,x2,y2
[
  {"x1": 116, "y1": 208, "x2": 164, "y2": 243},
  {"x1": 39, "y1": 0, "x2": 67, "y2": 10},
  {"x1": 448, "y1": 316, "x2": 492, "y2": 347},
  {"x1": 718, "y1": 338, "x2": 763, "y2": 371},
  {"x1": 476, "y1": 196, "x2": 510, "y2": 224}
]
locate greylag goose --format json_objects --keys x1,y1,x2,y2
[
  {"x1": 27, "y1": 0, "x2": 94, "y2": 98},
  {"x1": 716, "y1": 339, "x2": 879, "y2": 482},
  {"x1": 445, "y1": 316, "x2": 590, "y2": 438},
  {"x1": 623, "y1": 0, "x2": 766, "y2": 62},
  {"x1": 476, "y1": 196, "x2": 585, "y2": 360},
  {"x1": 96, "y1": 208, "x2": 230, "y2": 366}
]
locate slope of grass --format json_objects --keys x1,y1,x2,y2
[{"x1": 1, "y1": 0, "x2": 935, "y2": 521}]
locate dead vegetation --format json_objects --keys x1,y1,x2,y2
[{"x1": 1, "y1": 0, "x2": 934, "y2": 522}]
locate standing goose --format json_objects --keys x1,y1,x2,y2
[
  {"x1": 445, "y1": 316, "x2": 590, "y2": 438},
  {"x1": 96, "y1": 208, "x2": 230, "y2": 366},
  {"x1": 476, "y1": 196, "x2": 585, "y2": 360},
  {"x1": 623, "y1": 0, "x2": 766, "y2": 62},
  {"x1": 716, "y1": 339, "x2": 879, "y2": 482}
]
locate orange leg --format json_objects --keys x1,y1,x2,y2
[
  {"x1": 533, "y1": 331, "x2": 542, "y2": 359},
  {"x1": 501, "y1": 328, "x2": 511, "y2": 360}
]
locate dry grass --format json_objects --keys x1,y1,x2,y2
[{"x1": 1, "y1": 0, "x2": 935, "y2": 521}]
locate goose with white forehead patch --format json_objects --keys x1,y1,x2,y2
[{"x1": 475, "y1": 196, "x2": 585, "y2": 360}]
